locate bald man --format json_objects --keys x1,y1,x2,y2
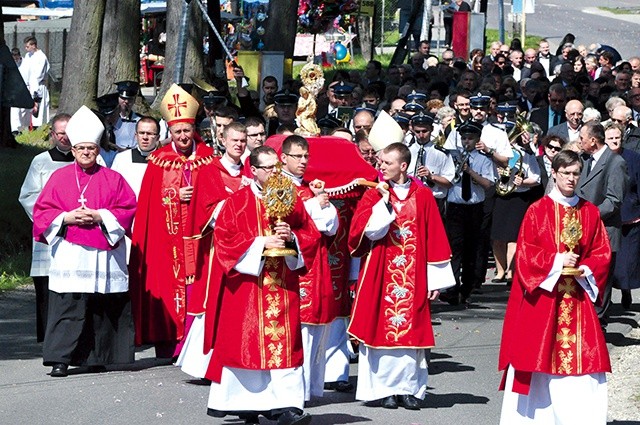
[{"x1": 548, "y1": 100, "x2": 584, "y2": 143}]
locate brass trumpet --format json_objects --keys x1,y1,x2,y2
[{"x1": 495, "y1": 115, "x2": 532, "y2": 196}]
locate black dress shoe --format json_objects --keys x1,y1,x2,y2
[
  {"x1": 88, "y1": 365, "x2": 107, "y2": 373},
  {"x1": 397, "y1": 394, "x2": 421, "y2": 410},
  {"x1": 380, "y1": 395, "x2": 398, "y2": 409},
  {"x1": 50, "y1": 363, "x2": 68, "y2": 377},
  {"x1": 324, "y1": 380, "x2": 354, "y2": 392},
  {"x1": 244, "y1": 414, "x2": 260, "y2": 424},
  {"x1": 277, "y1": 411, "x2": 311, "y2": 425},
  {"x1": 439, "y1": 292, "x2": 460, "y2": 306},
  {"x1": 622, "y1": 290, "x2": 632, "y2": 310}
]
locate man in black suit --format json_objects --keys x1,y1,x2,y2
[
  {"x1": 547, "y1": 99, "x2": 583, "y2": 143},
  {"x1": 529, "y1": 83, "x2": 567, "y2": 135},
  {"x1": 536, "y1": 39, "x2": 559, "y2": 79},
  {"x1": 576, "y1": 121, "x2": 629, "y2": 330},
  {"x1": 266, "y1": 90, "x2": 299, "y2": 137},
  {"x1": 316, "y1": 81, "x2": 353, "y2": 123}
]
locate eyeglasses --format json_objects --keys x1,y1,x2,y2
[
  {"x1": 136, "y1": 131, "x2": 158, "y2": 136},
  {"x1": 254, "y1": 164, "x2": 276, "y2": 171},
  {"x1": 73, "y1": 145, "x2": 98, "y2": 152},
  {"x1": 546, "y1": 144, "x2": 562, "y2": 152},
  {"x1": 354, "y1": 125, "x2": 372, "y2": 130},
  {"x1": 284, "y1": 153, "x2": 309, "y2": 160},
  {"x1": 557, "y1": 170, "x2": 581, "y2": 178},
  {"x1": 247, "y1": 131, "x2": 266, "y2": 138}
]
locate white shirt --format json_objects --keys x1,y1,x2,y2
[
  {"x1": 111, "y1": 148, "x2": 149, "y2": 198},
  {"x1": 447, "y1": 150, "x2": 495, "y2": 204},
  {"x1": 408, "y1": 142, "x2": 455, "y2": 199}
]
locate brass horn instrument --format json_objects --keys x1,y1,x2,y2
[{"x1": 495, "y1": 115, "x2": 532, "y2": 196}]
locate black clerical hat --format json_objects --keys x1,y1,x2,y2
[
  {"x1": 403, "y1": 99, "x2": 425, "y2": 112},
  {"x1": 95, "y1": 92, "x2": 120, "y2": 115},
  {"x1": 410, "y1": 111, "x2": 435, "y2": 126},
  {"x1": 458, "y1": 121, "x2": 483, "y2": 136},
  {"x1": 331, "y1": 81, "x2": 354, "y2": 97},
  {"x1": 317, "y1": 115, "x2": 343, "y2": 129},
  {"x1": 202, "y1": 91, "x2": 228, "y2": 107},
  {"x1": 274, "y1": 89, "x2": 299, "y2": 105},
  {"x1": 469, "y1": 92, "x2": 491, "y2": 109},
  {"x1": 115, "y1": 81, "x2": 139, "y2": 99}
]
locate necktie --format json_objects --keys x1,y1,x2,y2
[
  {"x1": 553, "y1": 111, "x2": 560, "y2": 126},
  {"x1": 462, "y1": 170, "x2": 472, "y2": 201},
  {"x1": 584, "y1": 155, "x2": 593, "y2": 177}
]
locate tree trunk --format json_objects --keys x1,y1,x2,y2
[
  {"x1": 97, "y1": 0, "x2": 141, "y2": 96},
  {"x1": 0, "y1": 7, "x2": 17, "y2": 148},
  {"x1": 59, "y1": 0, "x2": 106, "y2": 113},
  {"x1": 151, "y1": 0, "x2": 207, "y2": 109},
  {"x1": 358, "y1": 16, "x2": 374, "y2": 62},
  {"x1": 263, "y1": 0, "x2": 298, "y2": 59}
]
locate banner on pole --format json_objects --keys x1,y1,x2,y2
[
  {"x1": 512, "y1": 0, "x2": 535, "y2": 14},
  {"x1": 359, "y1": 0, "x2": 375, "y2": 17}
]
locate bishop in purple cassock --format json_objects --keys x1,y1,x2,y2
[{"x1": 33, "y1": 106, "x2": 137, "y2": 378}]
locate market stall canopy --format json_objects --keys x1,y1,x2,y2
[{"x1": 3, "y1": 1, "x2": 241, "y2": 19}]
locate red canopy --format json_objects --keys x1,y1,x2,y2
[{"x1": 266, "y1": 135, "x2": 378, "y2": 198}]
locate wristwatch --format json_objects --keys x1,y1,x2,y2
[{"x1": 487, "y1": 147, "x2": 495, "y2": 156}]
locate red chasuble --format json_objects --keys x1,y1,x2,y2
[
  {"x1": 499, "y1": 196, "x2": 611, "y2": 394},
  {"x1": 129, "y1": 141, "x2": 217, "y2": 345},
  {"x1": 185, "y1": 157, "x2": 250, "y2": 315},
  {"x1": 296, "y1": 183, "x2": 340, "y2": 325},
  {"x1": 203, "y1": 186, "x2": 320, "y2": 383},
  {"x1": 327, "y1": 198, "x2": 358, "y2": 317},
  {"x1": 347, "y1": 182, "x2": 451, "y2": 348}
]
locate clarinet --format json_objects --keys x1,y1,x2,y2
[{"x1": 414, "y1": 146, "x2": 434, "y2": 187}]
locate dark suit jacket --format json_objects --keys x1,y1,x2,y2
[
  {"x1": 529, "y1": 106, "x2": 566, "y2": 135},
  {"x1": 537, "y1": 155, "x2": 550, "y2": 189},
  {"x1": 536, "y1": 54, "x2": 560, "y2": 78},
  {"x1": 546, "y1": 122, "x2": 576, "y2": 143},
  {"x1": 576, "y1": 146, "x2": 629, "y2": 251},
  {"x1": 624, "y1": 126, "x2": 640, "y2": 153},
  {"x1": 529, "y1": 155, "x2": 549, "y2": 201},
  {"x1": 621, "y1": 148, "x2": 640, "y2": 222}
]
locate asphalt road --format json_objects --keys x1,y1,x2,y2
[
  {"x1": 486, "y1": 0, "x2": 640, "y2": 60},
  {"x1": 1, "y1": 281, "x2": 638, "y2": 425}
]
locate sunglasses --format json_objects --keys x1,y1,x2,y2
[{"x1": 546, "y1": 144, "x2": 562, "y2": 152}]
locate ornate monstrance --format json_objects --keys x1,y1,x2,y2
[
  {"x1": 560, "y1": 207, "x2": 583, "y2": 276},
  {"x1": 262, "y1": 162, "x2": 298, "y2": 257},
  {"x1": 294, "y1": 62, "x2": 325, "y2": 137}
]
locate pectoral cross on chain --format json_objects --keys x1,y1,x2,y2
[
  {"x1": 174, "y1": 292, "x2": 183, "y2": 312},
  {"x1": 78, "y1": 195, "x2": 87, "y2": 208}
]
